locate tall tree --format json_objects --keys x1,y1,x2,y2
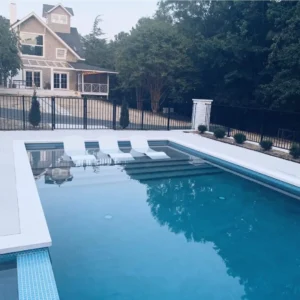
[
  {"x1": 258, "y1": 1, "x2": 300, "y2": 111},
  {"x1": 115, "y1": 17, "x2": 191, "y2": 112},
  {"x1": 0, "y1": 16, "x2": 21, "y2": 84},
  {"x1": 157, "y1": 1, "x2": 271, "y2": 107},
  {"x1": 83, "y1": 16, "x2": 113, "y2": 68}
]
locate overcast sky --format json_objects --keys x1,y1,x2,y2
[{"x1": 2, "y1": 0, "x2": 158, "y2": 40}]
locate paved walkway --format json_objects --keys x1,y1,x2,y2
[
  {"x1": 39, "y1": 98, "x2": 72, "y2": 116},
  {"x1": 0, "y1": 130, "x2": 299, "y2": 254},
  {"x1": 0, "y1": 107, "x2": 187, "y2": 130}
]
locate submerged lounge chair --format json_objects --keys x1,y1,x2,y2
[
  {"x1": 63, "y1": 136, "x2": 97, "y2": 167},
  {"x1": 130, "y1": 136, "x2": 170, "y2": 159},
  {"x1": 98, "y1": 136, "x2": 134, "y2": 163}
]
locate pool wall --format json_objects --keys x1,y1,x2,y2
[{"x1": 169, "y1": 141, "x2": 300, "y2": 198}]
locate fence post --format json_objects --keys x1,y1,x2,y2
[
  {"x1": 83, "y1": 96, "x2": 87, "y2": 129},
  {"x1": 260, "y1": 109, "x2": 265, "y2": 142},
  {"x1": 112, "y1": 98, "x2": 117, "y2": 130},
  {"x1": 227, "y1": 127, "x2": 230, "y2": 137},
  {"x1": 141, "y1": 100, "x2": 144, "y2": 130},
  {"x1": 192, "y1": 99, "x2": 213, "y2": 130},
  {"x1": 51, "y1": 96, "x2": 55, "y2": 130},
  {"x1": 22, "y1": 96, "x2": 26, "y2": 130},
  {"x1": 167, "y1": 99, "x2": 171, "y2": 131}
]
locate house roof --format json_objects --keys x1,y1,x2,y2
[
  {"x1": 42, "y1": 4, "x2": 74, "y2": 17},
  {"x1": 68, "y1": 62, "x2": 118, "y2": 74},
  {"x1": 56, "y1": 28, "x2": 85, "y2": 58},
  {"x1": 11, "y1": 12, "x2": 84, "y2": 60}
]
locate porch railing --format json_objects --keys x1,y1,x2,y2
[
  {"x1": 77, "y1": 83, "x2": 108, "y2": 94},
  {"x1": 9, "y1": 80, "x2": 28, "y2": 89}
]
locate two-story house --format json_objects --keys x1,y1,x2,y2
[{"x1": 5, "y1": 3, "x2": 116, "y2": 98}]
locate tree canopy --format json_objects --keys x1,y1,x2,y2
[
  {"x1": 82, "y1": 1, "x2": 300, "y2": 112},
  {"x1": 0, "y1": 16, "x2": 21, "y2": 83}
]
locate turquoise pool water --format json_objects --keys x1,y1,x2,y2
[
  {"x1": 0, "y1": 260, "x2": 18, "y2": 300},
  {"x1": 31, "y1": 148, "x2": 300, "y2": 300}
]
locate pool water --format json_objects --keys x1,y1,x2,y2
[
  {"x1": 0, "y1": 260, "x2": 18, "y2": 300},
  {"x1": 31, "y1": 148, "x2": 300, "y2": 300}
]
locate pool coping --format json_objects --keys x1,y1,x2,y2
[
  {"x1": 0, "y1": 141, "x2": 51, "y2": 255},
  {"x1": 168, "y1": 137, "x2": 300, "y2": 188}
]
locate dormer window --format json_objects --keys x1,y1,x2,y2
[{"x1": 51, "y1": 14, "x2": 68, "y2": 24}]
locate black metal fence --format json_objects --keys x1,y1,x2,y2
[
  {"x1": 209, "y1": 104, "x2": 300, "y2": 149},
  {"x1": 0, "y1": 95, "x2": 191, "y2": 131}
]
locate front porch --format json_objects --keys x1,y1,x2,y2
[
  {"x1": 1, "y1": 59, "x2": 116, "y2": 98},
  {"x1": 0, "y1": 71, "x2": 110, "y2": 98},
  {"x1": 76, "y1": 72, "x2": 109, "y2": 96}
]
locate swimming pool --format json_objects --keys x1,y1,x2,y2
[{"x1": 28, "y1": 143, "x2": 300, "y2": 300}]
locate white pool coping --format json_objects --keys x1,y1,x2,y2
[{"x1": 0, "y1": 130, "x2": 299, "y2": 254}]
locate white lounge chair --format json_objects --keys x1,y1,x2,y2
[
  {"x1": 130, "y1": 136, "x2": 170, "y2": 159},
  {"x1": 63, "y1": 136, "x2": 97, "y2": 167},
  {"x1": 98, "y1": 136, "x2": 134, "y2": 163}
]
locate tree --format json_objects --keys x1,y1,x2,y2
[
  {"x1": 257, "y1": 1, "x2": 300, "y2": 111},
  {"x1": 82, "y1": 16, "x2": 113, "y2": 69},
  {"x1": 157, "y1": 1, "x2": 271, "y2": 107},
  {"x1": 115, "y1": 17, "x2": 191, "y2": 112},
  {"x1": 0, "y1": 16, "x2": 21, "y2": 85},
  {"x1": 119, "y1": 98, "x2": 129, "y2": 129},
  {"x1": 29, "y1": 89, "x2": 41, "y2": 127}
]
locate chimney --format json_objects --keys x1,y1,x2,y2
[{"x1": 10, "y1": 2, "x2": 17, "y2": 25}]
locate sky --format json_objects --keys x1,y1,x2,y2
[{"x1": 2, "y1": 0, "x2": 158, "y2": 40}]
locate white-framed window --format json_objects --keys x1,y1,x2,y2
[
  {"x1": 24, "y1": 70, "x2": 42, "y2": 88},
  {"x1": 51, "y1": 14, "x2": 68, "y2": 24},
  {"x1": 20, "y1": 32, "x2": 44, "y2": 57},
  {"x1": 56, "y1": 48, "x2": 67, "y2": 60},
  {"x1": 54, "y1": 72, "x2": 68, "y2": 89}
]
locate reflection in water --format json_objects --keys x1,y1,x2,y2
[
  {"x1": 144, "y1": 175, "x2": 300, "y2": 300},
  {"x1": 28, "y1": 148, "x2": 300, "y2": 299},
  {"x1": 44, "y1": 168, "x2": 73, "y2": 186}
]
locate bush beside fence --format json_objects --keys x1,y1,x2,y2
[{"x1": 209, "y1": 104, "x2": 300, "y2": 150}]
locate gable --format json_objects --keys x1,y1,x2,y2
[
  {"x1": 43, "y1": 4, "x2": 74, "y2": 17},
  {"x1": 20, "y1": 16, "x2": 45, "y2": 34},
  {"x1": 13, "y1": 13, "x2": 84, "y2": 60},
  {"x1": 49, "y1": 6, "x2": 70, "y2": 17}
]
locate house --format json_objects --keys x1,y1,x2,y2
[{"x1": 3, "y1": 3, "x2": 117, "y2": 98}]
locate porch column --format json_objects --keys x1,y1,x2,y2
[
  {"x1": 81, "y1": 73, "x2": 84, "y2": 92},
  {"x1": 192, "y1": 99, "x2": 213, "y2": 130},
  {"x1": 50, "y1": 68, "x2": 54, "y2": 91},
  {"x1": 107, "y1": 74, "x2": 110, "y2": 98}
]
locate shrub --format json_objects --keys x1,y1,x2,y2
[
  {"x1": 198, "y1": 125, "x2": 207, "y2": 134},
  {"x1": 260, "y1": 140, "x2": 273, "y2": 151},
  {"x1": 214, "y1": 128, "x2": 226, "y2": 139},
  {"x1": 234, "y1": 133, "x2": 246, "y2": 144},
  {"x1": 28, "y1": 92, "x2": 41, "y2": 127},
  {"x1": 289, "y1": 143, "x2": 300, "y2": 159},
  {"x1": 120, "y1": 98, "x2": 129, "y2": 129}
]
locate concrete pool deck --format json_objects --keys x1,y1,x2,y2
[{"x1": 0, "y1": 129, "x2": 299, "y2": 254}]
